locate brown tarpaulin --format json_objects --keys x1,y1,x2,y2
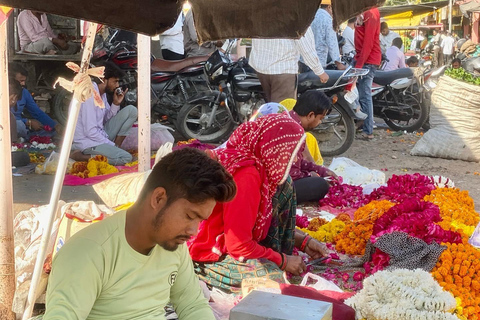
[{"x1": 0, "y1": 0, "x2": 384, "y2": 40}]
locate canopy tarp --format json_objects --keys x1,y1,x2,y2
[
  {"x1": 0, "y1": 0, "x2": 385, "y2": 41},
  {"x1": 379, "y1": 0, "x2": 448, "y2": 17},
  {"x1": 458, "y1": 0, "x2": 480, "y2": 17},
  {"x1": 383, "y1": 10, "x2": 438, "y2": 27}
]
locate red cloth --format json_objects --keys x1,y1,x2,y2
[
  {"x1": 354, "y1": 8, "x2": 382, "y2": 68},
  {"x1": 288, "y1": 111, "x2": 328, "y2": 181},
  {"x1": 214, "y1": 113, "x2": 305, "y2": 242},
  {"x1": 280, "y1": 284, "x2": 356, "y2": 320},
  {"x1": 189, "y1": 166, "x2": 283, "y2": 266}
]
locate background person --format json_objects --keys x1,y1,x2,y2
[
  {"x1": 384, "y1": 38, "x2": 406, "y2": 71},
  {"x1": 379, "y1": 22, "x2": 401, "y2": 54}
]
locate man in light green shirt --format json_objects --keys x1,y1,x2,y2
[{"x1": 44, "y1": 148, "x2": 237, "y2": 320}]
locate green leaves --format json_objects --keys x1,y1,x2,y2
[{"x1": 445, "y1": 67, "x2": 480, "y2": 86}]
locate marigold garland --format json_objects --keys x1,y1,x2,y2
[
  {"x1": 299, "y1": 219, "x2": 345, "y2": 243},
  {"x1": 425, "y1": 187, "x2": 480, "y2": 227},
  {"x1": 431, "y1": 242, "x2": 480, "y2": 319},
  {"x1": 70, "y1": 155, "x2": 118, "y2": 178}
]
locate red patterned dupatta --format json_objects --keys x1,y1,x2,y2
[{"x1": 214, "y1": 113, "x2": 305, "y2": 241}]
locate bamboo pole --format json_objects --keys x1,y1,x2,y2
[
  {"x1": 22, "y1": 22, "x2": 99, "y2": 320},
  {"x1": 0, "y1": 20, "x2": 16, "y2": 320},
  {"x1": 137, "y1": 34, "x2": 151, "y2": 172}
]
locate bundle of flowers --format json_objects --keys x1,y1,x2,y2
[
  {"x1": 432, "y1": 242, "x2": 480, "y2": 319},
  {"x1": 425, "y1": 188, "x2": 480, "y2": 227},
  {"x1": 345, "y1": 269, "x2": 459, "y2": 320},
  {"x1": 319, "y1": 180, "x2": 369, "y2": 212},
  {"x1": 368, "y1": 173, "x2": 436, "y2": 202},
  {"x1": 11, "y1": 143, "x2": 28, "y2": 152},
  {"x1": 70, "y1": 155, "x2": 118, "y2": 178},
  {"x1": 29, "y1": 136, "x2": 56, "y2": 150},
  {"x1": 371, "y1": 199, "x2": 462, "y2": 245},
  {"x1": 298, "y1": 219, "x2": 346, "y2": 243},
  {"x1": 29, "y1": 152, "x2": 46, "y2": 163}
]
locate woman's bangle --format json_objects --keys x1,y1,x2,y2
[
  {"x1": 280, "y1": 253, "x2": 287, "y2": 271},
  {"x1": 300, "y1": 235, "x2": 311, "y2": 252}
]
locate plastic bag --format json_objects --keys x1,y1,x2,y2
[
  {"x1": 469, "y1": 222, "x2": 480, "y2": 248},
  {"x1": 299, "y1": 272, "x2": 343, "y2": 293},
  {"x1": 35, "y1": 151, "x2": 75, "y2": 175},
  {"x1": 121, "y1": 123, "x2": 175, "y2": 151},
  {"x1": 329, "y1": 157, "x2": 385, "y2": 186}
]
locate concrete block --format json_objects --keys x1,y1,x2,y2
[{"x1": 229, "y1": 290, "x2": 333, "y2": 320}]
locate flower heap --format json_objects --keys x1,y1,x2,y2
[
  {"x1": 432, "y1": 242, "x2": 480, "y2": 319},
  {"x1": 70, "y1": 155, "x2": 118, "y2": 178},
  {"x1": 319, "y1": 179, "x2": 369, "y2": 217},
  {"x1": 29, "y1": 136, "x2": 56, "y2": 150},
  {"x1": 298, "y1": 217, "x2": 346, "y2": 243},
  {"x1": 369, "y1": 173, "x2": 436, "y2": 202},
  {"x1": 345, "y1": 269, "x2": 459, "y2": 320},
  {"x1": 335, "y1": 200, "x2": 394, "y2": 255}
]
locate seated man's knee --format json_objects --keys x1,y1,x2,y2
[{"x1": 125, "y1": 105, "x2": 138, "y2": 119}]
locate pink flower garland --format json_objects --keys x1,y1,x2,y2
[
  {"x1": 369, "y1": 173, "x2": 436, "y2": 203},
  {"x1": 371, "y1": 199, "x2": 462, "y2": 244},
  {"x1": 295, "y1": 215, "x2": 309, "y2": 229}
]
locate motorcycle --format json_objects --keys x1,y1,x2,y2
[
  {"x1": 52, "y1": 28, "x2": 210, "y2": 125},
  {"x1": 372, "y1": 67, "x2": 429, "y2": 132},
  {"x1": 177, "y1": 44, "x2": 368, "y2": 156}
]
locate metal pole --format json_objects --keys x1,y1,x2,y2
[
  {"x1": 449, "y1": 0, "x2": 453, "y2": 33},
  {"x1": 137, "y1": 34, "x2": 151, "y2": 172},
  {"x1": 22, "y1": 22, "x2": 99, "y2": 320},
  {"x1": 0, "y1": 20, "x2": 16, "y2": 320}
]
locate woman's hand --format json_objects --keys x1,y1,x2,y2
[
  {"x1": 284, "y1": 255, "x2": 306, "y2": 276},
  {"x1": 305, "y1": 238, "x2": 328, "y2": 260}
]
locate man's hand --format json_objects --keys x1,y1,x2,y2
[
  {"x1": 305, "y1": 239, "x2": 328, "y2": 260},
  {"x1": 52, "y1": 38, "x2": 69, "y2": 50},
  {"x1": 113, "y1": 88, "x2": 128, "y2": 106},
  {"x1": 29, "y1": 119, "x2": 43, "y2": 131},
  {"x1": 54, "y1": 124, "x2": 64, "y2": 135},
  {"x1": 319, "y1": 72, "x2": 329, "y2": 84},
  {"x1": 335, "y1": 61, "x2": 347, "y2": 70},
  {"x1": 284, "y1": 255, "x2": 306, "y2": 276}
]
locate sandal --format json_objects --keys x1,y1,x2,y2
[{"x1": 357, "y1": 133, "x2": 375, "y2": 141}]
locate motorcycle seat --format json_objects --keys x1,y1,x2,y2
[
  {"x1": 298, "y1": 70, "x2": 348, "y2": 89},
  {"x1": 151, "y1": 56, "x2": 209, "y2": 72},
  {"x1": 374, "y1": 68, "x2": 413, "y2": 86}
]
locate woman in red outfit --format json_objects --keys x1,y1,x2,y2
[{"x1": 188, "y1": 113, "x2": 328, "y2": 294}]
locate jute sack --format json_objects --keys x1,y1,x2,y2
[{"x1": 411, "y1": 76, "x2": 480, "y2": 162}]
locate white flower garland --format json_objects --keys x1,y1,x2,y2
[
  {"x1": 31, "y1": 141, "x2": 56, "y2": 150},
  {"x1": 345, "y1": 269, "x2": 460, "y2": 320}
]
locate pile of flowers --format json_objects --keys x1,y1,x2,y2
[
  {"x1": 11, "y1": 143, "x2": 28, "y2": 152},
  {"x1": 70, "y1": 155, "x2": 118, "y2": 178},
  {"x1": 28, "y1": 152, "x2": 46, "y2": 163},
  {"x1": 345, "y1": 269, "x2": 459, "y2": 320},
  {"x1": 296, "y1": 172, "x2": 480, "y2": 317},
  {"x1": 29, "y1": 136, "x2": 56, "y2": 150}
]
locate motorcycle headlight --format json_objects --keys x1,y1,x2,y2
[{"x1": 211, "y1": 66, "x2": 223, "y2": 80}]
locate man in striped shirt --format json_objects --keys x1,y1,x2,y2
[{"x1": 249, "y1": 27, "x2": 329, "y2": 103}]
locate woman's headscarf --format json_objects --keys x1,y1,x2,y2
[{"x1": 214, "y1": 113, "x2": 305, "y2": 241}]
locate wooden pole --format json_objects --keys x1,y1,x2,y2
[
  {"x1": 22, "y1": 22, "x2": 99, "y2": 320},
  {"x1": 0, "y1": 20, "x2": 16, "y2": 320},
  {"x1": 137, "y1": 34, "x2": 151, "y2": 172},
  {"x1": 448, "y1": 0, "x2": 453, "y2": 33}
]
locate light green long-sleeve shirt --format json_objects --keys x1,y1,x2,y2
[{"x1": 44, "y1": 211, "x2": 214, "y2": 320}]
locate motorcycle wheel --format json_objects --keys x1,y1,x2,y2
[
  {"x1": 177, "y1": 99, "x2": 235, "y2": 143},
  {"x1": 52, "y1": 88, "x2": 72, "y2": 126},
  {"x1": 310, "y1": 103, "x2": 355, "y2": 157},
  {"x1": 384, "y1": 92, "x2": 428, "y2": 132}
]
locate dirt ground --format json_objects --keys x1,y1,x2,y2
[
  {"x1": 12, "y1": 122, "x2": 480, "y2": 214},
  {"x1": 323, "y1": 124, "x2": 480, "y2": 210}
]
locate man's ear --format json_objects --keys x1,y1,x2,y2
[
  {"x1": 307, "y1": 111, "x2": 316, "y2": 119},
  {"x1": 150, "y1": 187, "x2": 168, "y2": 211}
]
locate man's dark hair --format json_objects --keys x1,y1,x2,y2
[
  {"x1": 452, "y1": 58, "x2": 462, "y2": 65},
  {"x1": 293, "y1": 90, "x2": 332, "y2": 117},
  {"x1": 392, "y1": 37, "x2": 403, "y2": 49},
  {"x1": 100, "y1": 61, "x2": 126, "y2": 80},
  {"x1": 347, "y1": 17, "x2": 357, "y2": 24},
  {"x1": 380, "y1": 22, "x2": 388, "y2": 31},
  {"x1": 9, "y1": 76, "x2": 23, "y2": 97},
  {"x1": 9, "y1": 63, "x2": 28, "y2": 77},
  {"x1": 138, "y1": 148, "x2": 236, "y2": 205},
  {"x1": 406, "y1": 56, "x2": 419, "y2": 66}
]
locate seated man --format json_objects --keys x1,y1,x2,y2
[
  {"x1": 9, "y1": 63, "x2": 62, "y2": 139},
  {"x1": 8, "y1": 77, "x2": 23, "y2": 143},
  {"x1": 384, "y1": 38, "x2": 406, "y2": 71},
  {"x1": 71, "y1": 62, "x2": 138, "y2": 165},
  {"x1": 406, "y1": 56, "x2": 419, "y2": 68},
  {"x1": 288, "y1": 91, "x2": 337, "y2": 204},
  {"x1": 44, "y1": 148, "x2": 236, "y2": 319},
  {"x1": 17, "y1": 10, "x2": 78, "y2": 55}
]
